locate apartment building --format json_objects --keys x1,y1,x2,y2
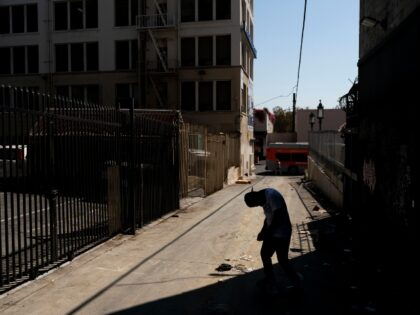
[{"x1": 0, "y1": 0, "x2": 256, "y2": 176}]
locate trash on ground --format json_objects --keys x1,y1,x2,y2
[
  {"x1": 233, "y1": 264, "x2": 253, "y2": 273},
  {"x1": 239, "y1": 255, "x2": 253, "y2": 261},
  {"x1": 215, "y1": 263, "x2": 232, "y2": 272}
]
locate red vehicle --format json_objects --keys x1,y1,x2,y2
[{"x1": 265, "y1": 142, "x2": 309, "y2": 175}]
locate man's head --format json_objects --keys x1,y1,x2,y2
[{"x1": 244, "y1": 189, "x2": 265, "y2": 207}]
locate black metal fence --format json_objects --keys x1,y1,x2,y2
[{"x1": 0, "y1": 86, "x2": 179, "y2": 293}]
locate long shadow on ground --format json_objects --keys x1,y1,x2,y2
[{"x1": 105, "y1": 216, "x2": 360, "y2": 315}]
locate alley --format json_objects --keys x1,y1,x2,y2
[{"x1": 0, "y1": 175, "x2": 346, "y2": 315}]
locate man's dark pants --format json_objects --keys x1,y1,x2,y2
[{"x1": 260, "y1": 236, "x2": 301, "y2": 287}]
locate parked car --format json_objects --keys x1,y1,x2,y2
[{"x1": 0, "y1": 144, "x2": 28, "y2": 178}]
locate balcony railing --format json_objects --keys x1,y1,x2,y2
[{"x1": 137, "y1": 14, "x2": 176, "y2": 29}]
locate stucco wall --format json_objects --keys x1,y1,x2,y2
[{"x1": 296, "y1": 109, "x2": 345, "y2": 142}]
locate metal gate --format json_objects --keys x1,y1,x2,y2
[{"x1": 0, "y1": 86, "x2": 180, "y2": 293}]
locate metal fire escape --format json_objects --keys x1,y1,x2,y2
[{"x1": 137, "y1": 0, "x2": 177, "y2": 108}]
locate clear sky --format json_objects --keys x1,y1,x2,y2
[{"x1": 253, "y1": 0, "x2": 359, "y2": 111}]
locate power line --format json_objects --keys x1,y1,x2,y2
[
  {"x1": 255, "y1": 1, "x2": 308, "y2": 108},
  {"x1": 255, "y1": 85, "x2": 296, "y2": 107},
  {"x1": 296, "y1": 0, "x2": 308, "y2": 99}
]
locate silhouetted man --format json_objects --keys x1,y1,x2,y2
[{"x1": 244, "y1": 188, "x2": 302, "y2": 294}]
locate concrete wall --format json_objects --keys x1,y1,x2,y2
[
  {"x1": 295, "y1": 109, "x2": 345, "y2": 142},
  {"x1": 266, "y1": 132, "x2": 297, "y2": 144},
  {"x1": 254, "y1": 110, "x2": 273, "y2": 133},
  {"x1": 307, "y1": 156, "x2": 343, "y2": 209}
]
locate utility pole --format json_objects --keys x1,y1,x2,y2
[{"x1": 292, "y1": 93, "x2": 296, "y2": 132}]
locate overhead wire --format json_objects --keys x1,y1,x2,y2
[
  {"x1": 255, "y1": 85, "x2": 296, "y2": 106},
  {"x1": 295, "y1": 0, "x2": 308, "y2": 99},
  {"x1": 255, "y1": 0, "x2": 308, "y2": 108}
]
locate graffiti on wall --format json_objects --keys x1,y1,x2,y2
[
  {"x1": 363, "y1": 159, "x2": 376, "y2": 193},
  {"x1": 393, "y1": 145, "x2": 411, "y2": 228}
]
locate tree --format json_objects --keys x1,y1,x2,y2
[{"x1": 272, "y1": 106, "x2": 293, "y2": 132}]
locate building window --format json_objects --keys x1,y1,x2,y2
[
  {"x1": 198, "y1": 36, "x2": 213, "y2": 66},
  {"x1": 55, "y1": 86, "x2": 70, "y2": 98},
  {"x1": 55, "y1": 44, "x2": 69, "y2": 72},
  {"x1": 115, "y1": 83, "x2": 138, "y2": 108},
  {"x1": 181, "y1": 0, "x2": 195, "y2": 22},
  {"x1": 0, "y1": 4, "x2": 38, "y2": 34},
  {"x1": 241, "y1": 83, "x2": 247, "y2": 113},
  {"x1": 216, "y1": 0, "x2": 231, "y2": 20},
  {"x1": 86, "y1": 42, "x2": 99, "y2": 71},
  {"x1": 115, "y1": 0, "x2": 137, "y2": 27},
  {"x1": 181, "y1": 0, "x2": 231, "y2": 22},
  {"x1": 115, "y1": 40, "x2": 137, "y2": 70},
  {"x1": 86, "y1": 0, "x2": 98, "y2": 28},
  {"x1": 198, "y1": 0, "x2": 213, "y2": 21},
  {"x1": 70, "y1": 1, "x2": 83, "y2": 29},
  {"x1": 13, "y1": 47, "x2": 25, "y2": 74},
  {"x1": 12, "y1": 6, "x2": 24, "y2": 33},
  {"x1": 181, "y1": 37, "x2": 195, "y2": 67},
  {"x1": 216, "y1": 81, "x2": 231, "y2": 110},
  {"x1": 86, "y1": 85, "x2": 99, "y2": 103},
  {"x1": 242, "y1": 43, "x2": 247, "y2": 70},
  {"x1": 181, "y1": 82, "x2": 196, "y2": 111},
  {"x1": 55, "y1": 85, "x2": 100, "y2": 103},
  {"x1": 0, "y1": 7, "x2": 10, "y2": 34},
  {"x1": 54, "y1": 0, "x2": 98, "y2": 31},
  {"x1": 71, "y1": 43, "x2": 84, "y2": 71},
  {"x1": 27, "y1": 46, "x2": 39, "y2": 73},
  {"x1": 216, "y1": 35, "x2": 231, "y2": 65},
  {"x1": 26, "y1": 4, "x2": 38, "y2": 32},
  {"x1": 71, "y1": 85, "x2": 85, "y2": 101},
  {"x1": 54, "y1": 2, "x2": 68, "y2": 31},
  {"x1": 0, "y1": 46, "x2": 39, "y2": 75},
  {"x1": 55, "y1": 42, "x2": 98, "y2": 72},
  {"x1": 0, "y1": 48, "x2": 11, "y2": 74},
  {"x1": 156, "y1": 81, "x2": 168, "y2": 107},
  {"x1": 199, "y1": 81, "x2": 213, "y2": 111}
]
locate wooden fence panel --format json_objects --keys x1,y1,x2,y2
[{"x1": 205, "y1": 134, "x2": 225, "y2": 195}]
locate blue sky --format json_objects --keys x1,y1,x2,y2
[{"x1": 253, "y1": 0, "x2": 359, "y2": 111}]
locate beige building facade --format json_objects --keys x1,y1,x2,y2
[
  {"x1": 139, "y1": 0, "x2": 256, "y2": 176},
  {"x1": 0, "y1": 0, "x2": 256, "y2": 177}
]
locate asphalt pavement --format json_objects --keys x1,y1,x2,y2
[{"x1": 0, "y1": 168, "x2": 370, "y2": 315}]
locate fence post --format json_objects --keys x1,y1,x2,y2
[
  {"x1": 129, "y1": 98, "x2": 136, "y2": 234},
  {"x1": 47, "y1": 118, "x2": 58, "y2": 262},
  {"x1": 49, "y1": 189, "x2": 58, "y2": 262}
]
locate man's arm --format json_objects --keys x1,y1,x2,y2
[
  {"x1": 265, "y1": 209, "x2": 282, "y2": 236},
  {"x1": 257, "y1": 219, "x2": 268, "y2": 241}
]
